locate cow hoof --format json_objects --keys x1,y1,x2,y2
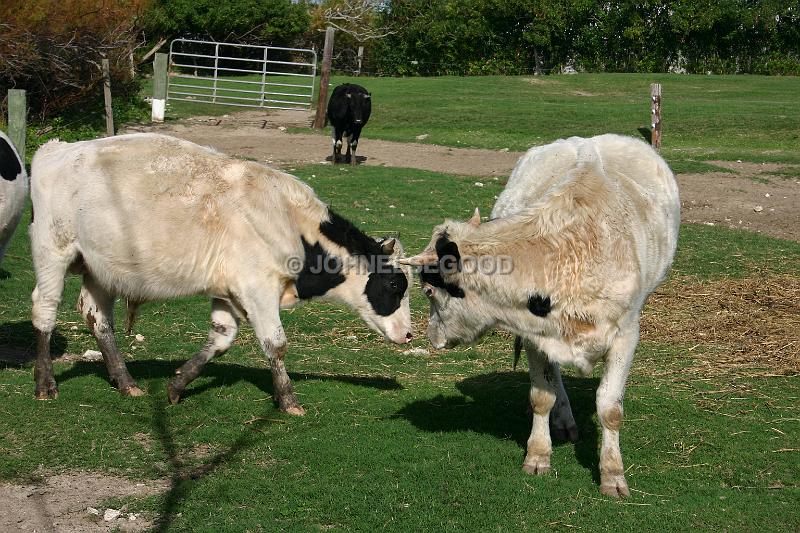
[
  {"x1": 166, "y1": 382, "x2": 182, "y2": 405},
  {"x1": 121, "y1": 385, "x2": 146, "y2": 397},
  {"x1": 600, "y1": 474, "x2": 630, "y2": 498},
  {"x1": 35, "y1": 385, "x2": 59, "y2": 400},
  {"x1": 522, "y1": 456, "x2": 551, "y2": 475},
  {"x1": 282, "y1": 405, "x2": 306, "y2": 416},
  {"x1": 551, "y1": 421, "x2": 579, "y2": 443}
]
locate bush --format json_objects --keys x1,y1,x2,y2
[{"x1": 0, "y1": 0, "x2": 146, "y2": 121}]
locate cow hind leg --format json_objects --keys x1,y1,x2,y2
[
  {"x1": 596, "y1": 319, "x2": 638, "y2": 498},
  {"x1": 549, "y1": 363, "x2": 579, "y2": 443},
  {"x1": 167, "y1": 298, "x2": 239, "y2": 404},
  {"x1": 78, "y1": 275, "x2": 143, "y2": 396},
  {"x1": 523, "y1": 343, "x2": 557, "y2": 475},
  {"x1": 31, "y1": 251, "x2": 73, "y2": 399}
]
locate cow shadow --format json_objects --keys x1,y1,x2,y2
[
  {"x1": 394, "y1": 371, "x2": 601, "y2": 483},
  {"x1": 0, "y1": 321, "x2": 68, "y2": 368},
  {"x1": 325, "y1": 155, "x2": 368, "y2": 165},
  {"x1": 0, "y1": 268, "x2": 10, "y2": 280},
  {"x1": 637, "y1": 127, "x2": 653, "y2": 144},
  {"x1": 52, "y1": 358, "x2": 402, "y2": 403}
]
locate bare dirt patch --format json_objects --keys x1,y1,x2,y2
[
  {"x1": 641, "y1": 273, "x2": 800, "y2": 377},
  {"x1": 0, "y1": 471, "x2": 167, "y2": 532},
  {"x1": 123, "y1": 109, "x2": 800, "y2": 241}
]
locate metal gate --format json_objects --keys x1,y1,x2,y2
[{"x1": 167, "y1": 39, "x2": 317, "y2": 111}]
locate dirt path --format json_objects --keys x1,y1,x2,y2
[{"x1": 123, "y1": 109, "x2": 800, "y2": 242}]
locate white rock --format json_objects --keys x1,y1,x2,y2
[
  {"x1": 82, "y1": 350, "x2": 103, "y2": 362},
  {"x1": 389, "y1": 205, "x2": 396, "y2": 208},
  {"x1": 703, "y1": 222, "x2": 715, "y2": 226},
  {"x1": 346, "y1": 335, "x2": 358, "y2": 341},
  {"x1": 500, "y1": 148, "x2": 509, "y2": 152},
  {"x1": 400, "y1": 213, "x2": 405, "y2": 217},
  {"x1": 104, "y1": 508, "x2": 122, "y2": 521},
  {"x1": 134, "y1": 334, "x2": 145, "y2": 342},
  {"x1": 736, "y1": 159, "x2": 742, "y2": 163},
  {"x1": 402, "y1": 347, "x2": 429, "y2": 356},
  {"x1": 416, "y1": 134, "x2": 429, "y2": 141},
  {"x1": 764, "y1": 193, "x2": 770, "y2": 198},
  {"x1": 753, "y1": 205, "x2": 764, "y2": 212},
  {"x1": 474, "y1": 182, "x2": 484, "y2": 187},
  {"x1": 128, "y1": 513, "x2": 138, "y2": 521},
  {"x1": 278, "y1": 126, "x2": 287, "y2": 131},
  {"x1": 86, "y1": 507, "x2": 100, "y2": 516}
]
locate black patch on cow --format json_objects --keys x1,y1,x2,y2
[
  {"x1": 419, "y1": 269, "x2": 465, "y2": 298},
  {"x1": 0, "y1": 137, "x2": 22, "y2": 181},
  {"x1": 318, "y1": 208, "x2": 408, "y2": 316},
  {"x1": 295, "y1": 237, "x2": 346, "y2": 299},
  {"x1": 365, "y1": 270, "x2": 408, "y2": 316},
  {"x1": 434, "y1": 234, "x2": 461, "y2": 273},
  {"x1": 320, "y1": 209, "x2": 384, "y2": 258},
  {"x1": 527, "y1": 294, "x2": 552, "y2": 317}
]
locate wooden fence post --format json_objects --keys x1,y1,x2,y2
[
  {"x1": 102, "y1": 59, "x2": 114, "y2": 136},
  {"x1": 152, "y1": 53, "x2": 168, "y2": 122},
  {"x1": 7, "y1": 89, "x2": 26, "y2": 160},
  {"x1": 650, "y1": 83, "x2": 662, "y2": 149},
  {"x1": 356, "y1": 46, "x2": 364, "y2": 76},
  {"x1": 312, "y1": 27, "x2": 335, "y2": 129}
]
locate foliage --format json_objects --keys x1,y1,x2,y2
[
  {"x1": 0, "y1": 0, "x2": 146, "y2": 120},
  {"x1": 374, "y1": 0, "x2": 800, "y2": 76},
  {"x1": 143, "y1": 0, "x2": 311, "y2": 46}
]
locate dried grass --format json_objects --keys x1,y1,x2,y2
[{"x1": 641, "y1": 272, "x2": 800, "y2": 377}]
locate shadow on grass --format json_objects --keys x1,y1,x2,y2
[
  {"x1": 0, "y1": 268, "x2": 10, "y2": 280},
  {"x1": 53, "y1": 359, "x2": 402, "y2": 400},
  {"x1": 149, "y1": 390, "x2": 275, "y2": 532},
  {"x1": 0, "y1": 321, "x2": 68, "y2": 367},
  {"x1": 395, "y1": 370, "x2": 602, "y2": 483}
]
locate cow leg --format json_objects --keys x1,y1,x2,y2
[
  {"x1": 31, "y1": 249, "x2": 73, "y2": 399},
  {"x1": 596, "y1": 320, "x2": 637, "y2": 498},
  {"x1": 331, "y1": 127, "x2": 342, "y2": 164},
  {"x1": 78, "y1": 275, "x2": 143, "y2": 396},
  {"x1": 348, "y1": 136, "x2": 358, "y2": 166},
  {"x1": 167, "y1": 298, "x2": 239, "y2": 404},
  {"x1": 523, "y1": 343, "x2": 557, "y2": 474},
  {"x1": 240, "y1": 290, "x2": 304, "y2": 415},
  {"x1": 549, "y1": 363, "x2": 579, "y2": 442}
]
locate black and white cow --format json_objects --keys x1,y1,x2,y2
[
  {"x1": 29, "y1": 133, "x2": 412, "y2": 414},
  {"x1": 327, "y1": 83, "x2": 371, "y2": 165},
  {"x1": 0, "y1": 131, "x2": 28, "y2": 266}
]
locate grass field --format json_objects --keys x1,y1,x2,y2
[
  {"x1": 2, "y1": 74, "x2": 799, "y2": 530},
  {"x1": 147, "y1": 72, "x2": 800, "y2": 172}
]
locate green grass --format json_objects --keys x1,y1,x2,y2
[
  {"x1": 144, "y1": 72, "x2": 800, "y2": 170},
  {"x1": 1, "y1": 165, "x2": 799, "y2": 531}
]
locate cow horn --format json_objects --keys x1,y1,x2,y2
[
  {"x1": 468, "y1": 207, "x2": 481, "y2": 228},
  {"x1": 397, "y1": 248, "x2": 438, "y2": 266},
  {"x1": 381, "y1": 238, "x2": 396, "y2": 255}
]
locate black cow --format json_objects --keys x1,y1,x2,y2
[{"x1": 326, "y1": 83, "x2": 371, "y2": 165}]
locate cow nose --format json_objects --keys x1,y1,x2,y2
[
  {"x1": 354, "y1": 119, "x2": 362, "y2": 124},
  {"x1": 405, "y1": 332, "x2": 413, "y2": 340}
]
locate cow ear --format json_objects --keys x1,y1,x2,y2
[
  {"x1": 381, "y1": 238, "x2": 396, "y2": 255},
  {"x1": 364, "y1": 94, "x2": 371, "y2": 99},
  {"x1": 468, "y1": 207, "x2": 481, "y2": 228}
]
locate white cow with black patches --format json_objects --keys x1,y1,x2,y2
[
  {"x1": 403, "y1": 134, "x2": 680, "y2": 497},
  {"x1": 0, "y1": 131, "x2": 28, "y2": 266},
  {"x1": 29, "y1": 133, "x2": 412, "y2": 414}
]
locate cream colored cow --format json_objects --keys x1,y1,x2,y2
[
  {"x1": 30, "y1": 133, "x2": 412, "y2": 413},
  {"x1": 403, "y1": 134, "x2": 680, "y2": 497}
]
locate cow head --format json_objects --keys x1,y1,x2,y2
[
  {"x1": 345, "y1": 86, "x2": 372, "y2": 125},
  {"x1": 400, "y1": 210, "x2": 496, "y2": 348},
  {"x1": 294, "y1": 210, "x2": 412, "y2": 344}
]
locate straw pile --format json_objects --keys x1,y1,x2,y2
[{"x1": 641, "y1": 272, "x2": 800, "y2": 377}]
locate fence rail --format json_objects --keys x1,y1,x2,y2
[{"x1": 167, "y1": 39, "x2": 317, "y2": 111}]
